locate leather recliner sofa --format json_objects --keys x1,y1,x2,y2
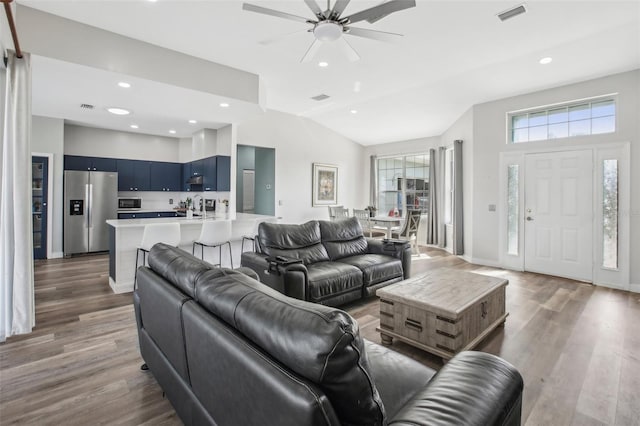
[
  {"x1": 241, "y1": 217, "x2": 412, "y2": 306},
  {"x1": 134, "y1": 243, "x2": 524, "y2": 426}
]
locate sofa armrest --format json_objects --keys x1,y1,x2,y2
[
  {"x1": 389, "y1": 351, "x2": 523, "y2": 426},
  {"x1": 366, "y1": 238, "x2": 412, "y2": 279},
  {"x1": 240, "y1": 251, "x2": 309, "y2": 301}
]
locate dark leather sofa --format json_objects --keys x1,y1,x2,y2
[
  {"x1": 134, "y1": 243, "x2": 524, "y2": 426},
  {"x1": 241, "y1": 217, "x2": 412, "y2": 306}
]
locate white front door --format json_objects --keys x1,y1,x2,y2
[{"x1": 524, "y1": 150, "x2": 593, "y2": 281}]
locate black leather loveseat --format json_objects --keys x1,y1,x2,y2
[
  {"x1": 241, "y1": 217, "x2": 411, "y2": 306},
  {"x1": 134, "y1": 243, "x2": 524, "y2": 426}
]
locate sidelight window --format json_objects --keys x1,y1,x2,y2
[{"x1": 602, "y1": 159, "x2": 618, "y2": 269}]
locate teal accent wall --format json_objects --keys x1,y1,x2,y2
[{"x1": 255, "y1": 147, "x2": 275, "y2": 215}]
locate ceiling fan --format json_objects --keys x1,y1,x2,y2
[{"x1": 242, "y1": 0, "x2": 416, "y2": 63}]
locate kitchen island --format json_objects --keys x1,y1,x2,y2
[{"x1": 106, "y1": 212, "x2": 275, "y2": 293}]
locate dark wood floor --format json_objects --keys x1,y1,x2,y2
[{"x1": 1, "y1": 249, "x2": 638, "y2": 425}]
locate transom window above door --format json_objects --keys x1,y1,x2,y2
[{"x1": 508, "y1": 96, "x2": 616, "y2": 143}]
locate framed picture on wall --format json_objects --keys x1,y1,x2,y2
[{"x1": 312, "y1": 163, "x2": 338, "y2": 206}]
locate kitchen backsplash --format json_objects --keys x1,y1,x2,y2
[{"x1": 118, "y1": 191, "x2": 231, "y2": 211}]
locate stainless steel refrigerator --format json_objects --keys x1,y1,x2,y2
[{"x1": 64, "y1": 170, "x2": 118, "y2": 255}]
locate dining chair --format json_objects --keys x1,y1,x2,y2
[
  {"x1": 353, "y1": 209, "x2": 373, "y2": 237},
  {"x1": 392, "y1": 209, "x2": 422, "y2": 240},
  {"x1": 241, "y1": 217, "x2": 280, "y2": 253},
  {"x1": 328, "y1": 205, "x2": 345, "y2": 221}
]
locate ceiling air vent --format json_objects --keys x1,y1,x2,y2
[
  {"x1": 80, "y1": 103, "x2": 95, "y2": 110},
  {"x1": 497, "y1": 4, "x2": 527, "y2": 21},
  {"x1": 311, "y1": 94, "x2": 330, "y2": 101}
]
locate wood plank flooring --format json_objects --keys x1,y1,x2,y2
[{"x1": 1, "y1": 249, "x2": 639, "y2": 425}]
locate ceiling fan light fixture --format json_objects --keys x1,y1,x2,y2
[{"x1": 313, "y1": 21, "x2": 343, "y2": 42}]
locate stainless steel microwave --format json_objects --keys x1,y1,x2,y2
[{"x1": 118, "y1": 197, "x2": 142, "y2": 209}]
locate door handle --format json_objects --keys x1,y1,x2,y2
[
  {"x1": 88, "y1": 184, "x2": 93, "y2": 228},
  {"x1": 526, "y1": 216, "x2": 534, "y2": 221}
]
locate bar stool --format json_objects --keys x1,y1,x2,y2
[
  {"x1": 135, "y1": 222, "x2": 181, "y2": 287},
  {"x1": 193, "y1": 220, "x2": 233, "y2": 268}
]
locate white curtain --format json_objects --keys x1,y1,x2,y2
[{"x1": 0, "y1": 51, "x2": 34, "y2": 342}]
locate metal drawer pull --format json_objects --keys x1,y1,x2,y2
[
  {"x1": 380, "y1": 311, "x2": 393, "y2": 318},
  {"x1": 404, "y1": 318, "x2": 422, "y2": 332},
  {"x1": 380, "y1": 299, "x2": 394, "y2": 306},
  {"x1": 436, "y1": 329, "x2": 457, "y2": 339},
  {"x1": 481, "y1": 301, "x2": 488, "y2": 319}
]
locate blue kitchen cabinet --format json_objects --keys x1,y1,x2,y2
[
  {"x1": 182, "y1": 162, "x2": 192, "y2": 191},
  {"x1": 64, "y1": 155, "x2": 117, "y2": 172},
  {"x1": 191, "y1": 159, "x2": 205, "y2": 177},
  {"x1": 133, "y1": 161, "x2": 151, "y2": 191},
  {"x1": 118, "y1": 159, "x2": 150, "y2": 191},
  {"x1": 203, "y1": 156, "x2": 216, "y2": 191},
  {"x1": 216, "y1": 156, "x2": 231, "y2": 191},
  {"x1": 150, "y1": 162, "x2": 181, "y2": 191}
]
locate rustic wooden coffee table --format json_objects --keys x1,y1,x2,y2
[{"x1": 376, "y1": 268, "x2": 508, "y2": 360}]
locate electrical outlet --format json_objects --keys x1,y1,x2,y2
[
  {"x1": 488, "y1": 204, "x2": 496, "y2": 212},
  {"x1": 169, "y1": 198, "x2": 174, "y2": 205}
]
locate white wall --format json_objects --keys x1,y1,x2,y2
[
  {"x1": 471, "y1": 69, "x2": 639, "y2": 284},
  {"x1": 64, "y1": 124, "x2": 181, "y2": 161},
  {"x1": 237, "y1": 110, "x2": 366, "y2": 224},
  {"x1": 31, "y1": 116, "x2": 65, "y2": 258}
]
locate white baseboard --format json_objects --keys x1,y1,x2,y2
[
  {"x1": 49, "y1": 251, "x2": 64, "y2": 259},
  {"x1": 629, "y1": 283, "x2": 640, "y2": 294},
  {"x1": 465, "y1": 256, "x2": 503, "y2": 269},
  {"x1": 109, "y1": 277, "x2": 133, "y2": 294}
]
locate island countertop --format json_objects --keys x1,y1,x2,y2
[{"x1": 107, "y1": 212, "x2": 275, "y2": 293}]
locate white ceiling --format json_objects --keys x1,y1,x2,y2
[{"x1": 18, "y1": 0, "x2": 640, "y2": 145}]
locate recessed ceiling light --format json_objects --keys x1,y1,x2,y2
[
  {"x1": 219, "y1": 102, "x2": 230, "y2": 108},
  {"x1": 118, "y1": 82, "x2": 131, "y2": 88},
  {"x1": 188, "y1": 119, "x2": 197, "y2": 124},
  {"x1": 318, "y1": 61, "x2": 329, "y2": 67},
  {"x1": 107, "y1": 107, "x2": 130, "y2": 115},
  {"x1": 539, "y1": 57, "x2": 553, "y2": 65},
  {"x1": 350, "y1": 110, "x2": 358, "y2": 114},
  {"x1": 130, "y1": 124, "x2": 139, "y2": 129},
  {"x1": 169, "y1": 130, "x2": 176, "y2": 134}
]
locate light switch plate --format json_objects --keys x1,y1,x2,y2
[{"x1": 488, "y1": 204, "x2": 496, "y2": 211}]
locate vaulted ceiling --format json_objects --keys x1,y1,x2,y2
[{"x1": 16, "y1": 0, "x2": 640, "y2": 145}]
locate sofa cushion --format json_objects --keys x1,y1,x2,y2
[
  {"x1": 337, "y1": 254, "x2": 403, "y2": 287},
  {"x1": 319, "y1": 218, "x2": 368, "y2": 260},
  {"x1": 258, "y1": 220, "x2": 330, "y2": 265},
  {"x1": 194, "y1": 271, "x2": 386, "y2": 426},
  {"x1": 148, "y1": 243, "x2": 213, "y2": 297},
  {"x1": 306, "y1": 261, "x2": 363, "y2": 302}
]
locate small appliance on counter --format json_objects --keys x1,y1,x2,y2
[{"x1": 204, "y1": 199, "x2": 216, "y2": 212}]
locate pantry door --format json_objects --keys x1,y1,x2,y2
[{"x1": 524, "y1": 150, "x2": 593, "y2": 281}]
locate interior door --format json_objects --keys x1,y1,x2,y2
[
  {"x1": 243, "y1": 170, "x2": 255, "y2": 212},
  {"x1": 524, "y1": 150, "x2": 593, "y2": 281}
]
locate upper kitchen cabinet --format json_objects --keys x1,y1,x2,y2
[
  {"x1": 203, "y1": 156, "x2": 216, "y2": 191},
  {"x1": 191, "y1": 159, "x2": 205, "y2": 177},
  {"x1": 181, "y1": 162, "x2": 192, "y2": 191},
  {"x1": 117, "y1": 159, "x2": 150, "y2": 191},
  {"x1": 64, "y1": 155, "x2": 117, "y2": 172},
  {"x1": 150, "y1": 162, "x2": 181, "y2": 191},
  {"x1": 201, "y1": 156, "x2": 230, "y2": 191},
  {"x1": 216, "y1": 156, "x2": 231, "y2": 191}
]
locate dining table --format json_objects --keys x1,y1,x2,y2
[{"x1": 371, "y1": 215, "x2": 403, "y2": 238}]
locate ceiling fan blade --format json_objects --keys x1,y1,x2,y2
[
  {"x1": 300, "y1": 39, "x2": 323, "y2": 63},
  {"x1": 337, "y1": 37, "x2": 360, "y2": 62},
  {"x1": 304, "y1": 0, "x2": 324, "y2": 18},
  {"x1": 259, "y1": 29, "x2": 310, "y2": 46},
  {"x1": 243, "y1": 3, "x2": 313, "y2": 24},
  {"x1": 342, "y1": 0, "x2": 416, "y2": 25},
  {"x1": 345, "y1": 26, "x2": 403, "y2": 42},
  {"x1": 331, "y1": 0, "x2": 351, "y2": 18}
]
